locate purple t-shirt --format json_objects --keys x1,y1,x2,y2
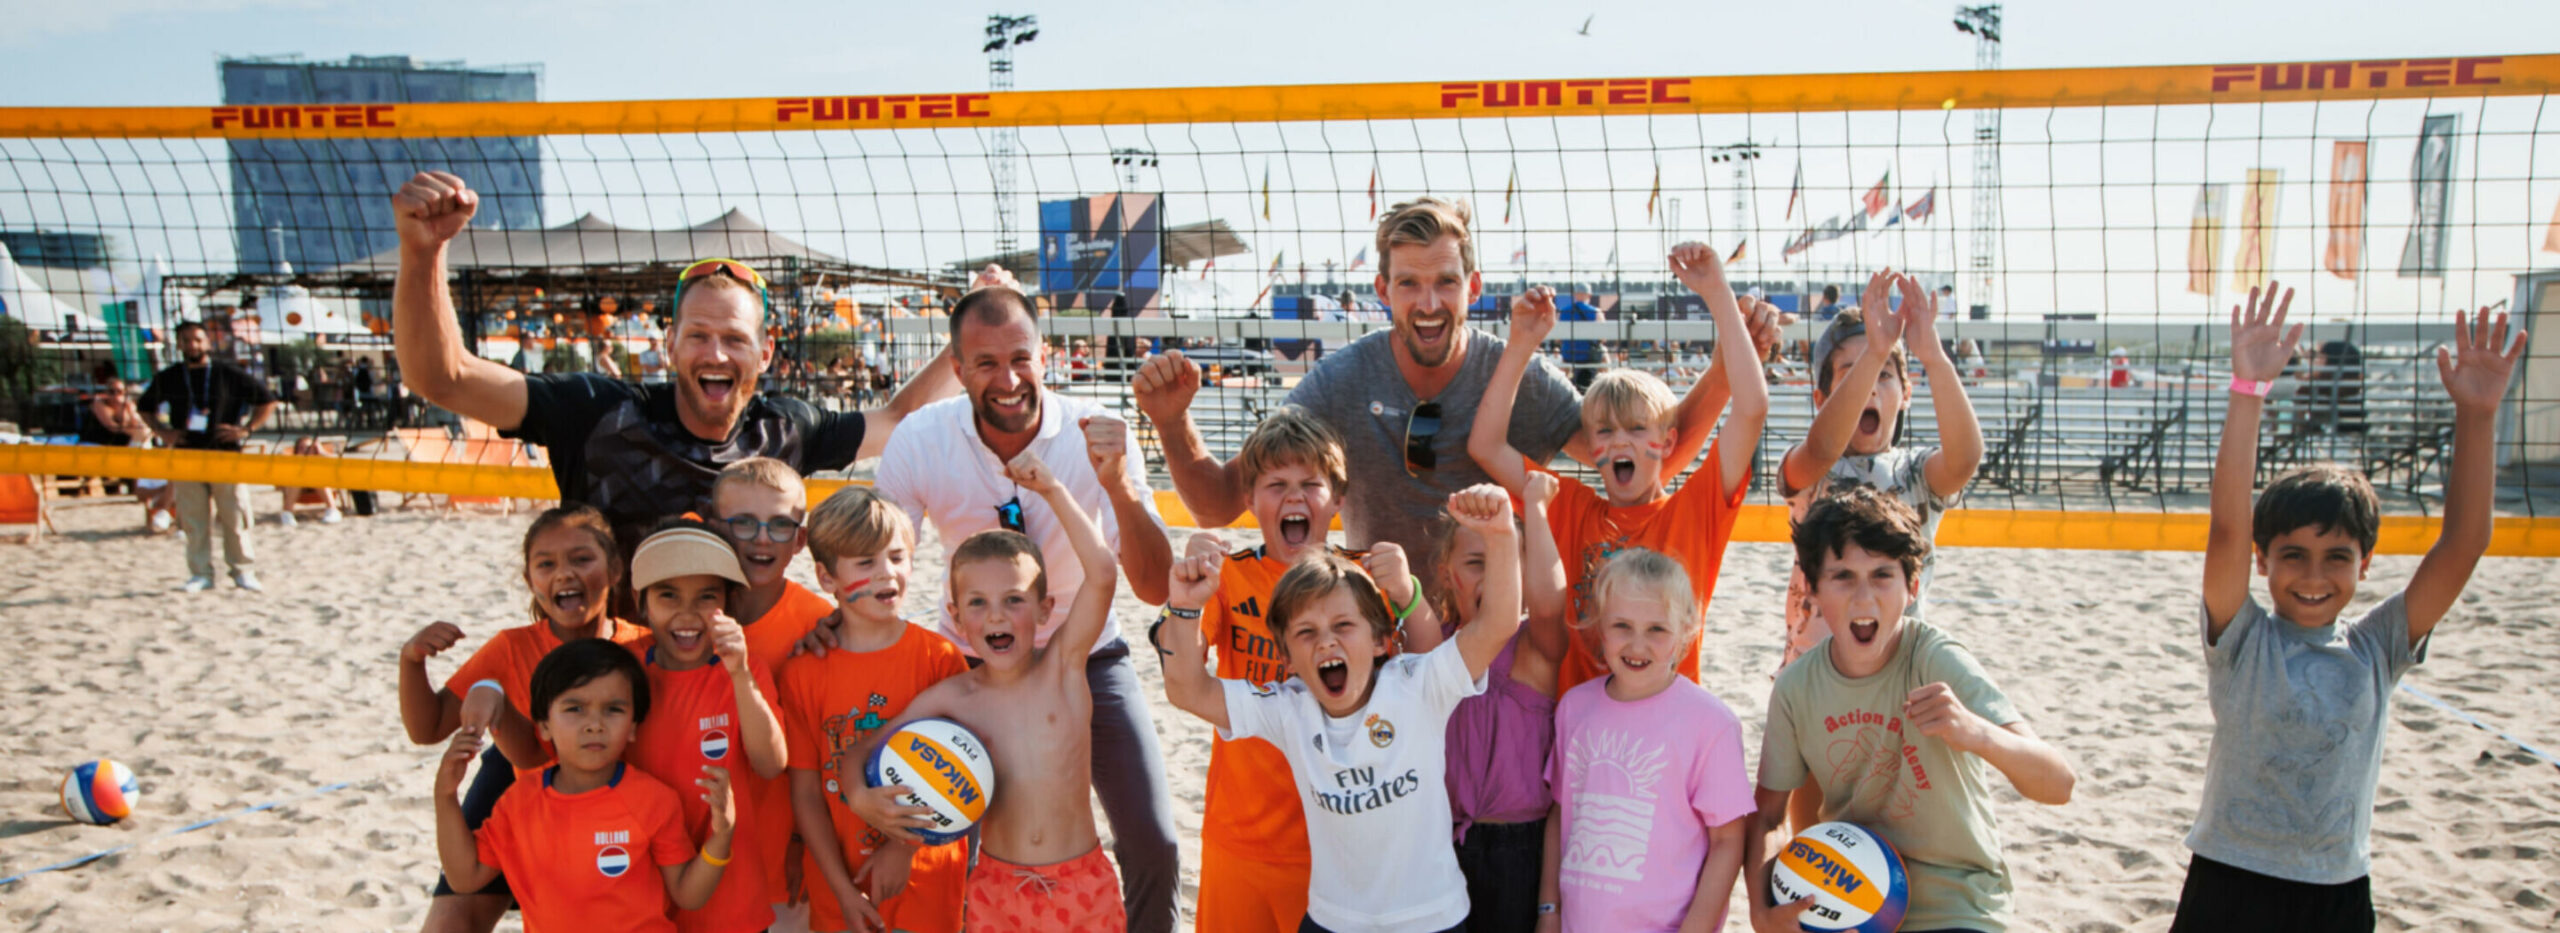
[{"x1": 1549, "y1": 676, "x2": 1755, "y2": 932}]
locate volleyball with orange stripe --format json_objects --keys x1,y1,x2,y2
[
  {"x1": 1769, "y1": 821, "x2": 1908, "y2": 932},
  {"x1": 61, "y1": 759, "x2": 141, "y2": 826},
  {"x1": 863, "y1": 717, "x2": 995, "y2": 846}
]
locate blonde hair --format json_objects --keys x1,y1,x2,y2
[
  {"x1": 711, "y1": 456, "x2": 806, "y2": 510},
  {"x1": 1584, "y1": 547, "x2": 1698, "y2": 636},
  {"x1": 1266, "y1": 554, "x2": 1397, "y2": 657},
  {"x1": 1580, "y1": 369, "x2": 1679, "y2": 433},
  {"x1": 1236, "y1": 406, "x2": 1348, "y2": 495},
  {"x1": 949, "y1": 529, "x2": 1049, "y2": 601},
  {"x1": 1375, "y1": 197, "x2": 1477, "y2": 280},
  {"x1": 806, "y1": 485, "x2": 914, "y2": 566}
]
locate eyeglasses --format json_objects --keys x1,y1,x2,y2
[
  {"x1": 994, "y1": 496, "x2": 1027, "y2": 534},
  {"x1": 1404, "y1": 400, "x2": 1442, "y2": 476},
  {"x1": 719, "y1": 514, "x2": 802, "y2": 544},
  {"x1": 673, "y1": 257, "x2": 773, "y2": 316}
]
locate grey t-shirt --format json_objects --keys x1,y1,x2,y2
[
  {"x1": 2186, "y1": 592, "x2": 2422, "y2": 884},
  {"x1": 1287, "y1": 328, "x2": 1583, "y2": 561}
]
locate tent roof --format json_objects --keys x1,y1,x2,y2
[
  {"x1": 956, "y1": 218, "x2": 1250, "y2": 284},
  {"x1": 340, "y1": 208, "x2": 850, "y2": 272}
]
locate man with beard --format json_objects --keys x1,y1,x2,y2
[
  {"x1": 140, "y1": 320, "x2": 278, "y2": 592},
  {"x1": 388, "y1": 170, "x2": 960, "y2": 568},
  {"x1": 865, "y1": 284, "x2": 1181, "y2": 932},
  {"x1": 1142, "y1": 196, "x2": 1775, "y2": 564}
]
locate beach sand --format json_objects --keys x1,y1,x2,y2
[{"x1": 4, "y1": 494, "x2": 2557, "y2": 930}]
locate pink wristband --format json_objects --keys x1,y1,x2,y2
[{"x1": 2229, "y1": 376, "x2": 2274, "y2": 398}]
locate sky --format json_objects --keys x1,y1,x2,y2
[{"x1": 2, "y1": 0, "x2": 2557, "y2": 323}]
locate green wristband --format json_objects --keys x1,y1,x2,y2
[{"x1": 1393, "y1": 574, "x2": 1425, "y2": 623}]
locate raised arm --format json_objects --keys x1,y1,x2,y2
[
  {"x1": 1897, "y1": 275, "x2": 1983, "y2": 498},
  {"x1": 1087, "y1": 411, "x2": 1173, "y2": 606},
  {"x1": 855, "y1": 344, "x2": 960, "y2": 461},
  {"x1": 711, "y1": 612, "x2": 789, "y2": 780},
  {"x1": 2405, "y1": 307, "x2": 2526, "y2": 642},
  {"x1": 664, "y1": 766, "x2": 736, "y2": 910},
  {"x1": 1780, "y1": 268, "x2": 1904, "y2": 494},
  {"x1": 1446, "y1": 485, "x2": 1523, "y2": 679},
  {"x1": 1467, "y1": 286, "x2": 1561, "y2": 495},
  {"x1": 1519, "y1": 472, "x2": 1571, "y2": 663},
  {"x1": 1134, "y1": 351, "x2": 1253, "y2": 527},
  {"x1": 1658, "y1": 297, "x2": 1782, "y2": 482},
  {"x1": 1670, "y1": 242, "x2": 1769, "y2": 498},
  {"x1": 390, "y1": 171, "x2": 531, "y2": 430},
  {"x1": 432, "y1": 728, "x2": 502, "y2": 895},
  {"x1": 1157, "y1": 538, "x2": 1233, "y2": 732},
  {"x1": 397, "y1": 621, "x2": 469, "y2": 745},
  {"x1": 1009, "y1": 450, "x2": 1120, "y2": 660},
  {"x1": 2205, "y1": 284, "x2": 2299, "y2": 639}
]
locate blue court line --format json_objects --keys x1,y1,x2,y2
[
  {"x1": 0, "y1": 780, "x2": 354, "y2": 887},
  {"x1": 2398, "y1": 683, "x2": 2560, "y2": 772}
]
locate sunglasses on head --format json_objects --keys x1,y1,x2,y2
[
  {"x1": 1404, "y1": 400, "x2": 1442, "y2": 477},
  {"x1": 995, "y1": 496, "x2": 1027, "y2": 534},
  {"x1": 673, "y1": 257, "x2": 774, "y2": 317}
]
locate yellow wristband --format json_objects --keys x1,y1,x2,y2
[{"x1": 699, "y1": 847, "x2": 731, "y2": 867}]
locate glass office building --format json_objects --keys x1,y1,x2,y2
[{"x1": 223, "y1": 55, "x2": 543, "y2": 273}]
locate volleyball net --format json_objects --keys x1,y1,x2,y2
[{"x1": 3, "y1": 54, "x2": 2559, "y2": 553}]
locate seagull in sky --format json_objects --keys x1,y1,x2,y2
[{"x1": 1577, "y1": 14, "x2": 1595, "y2": 35}]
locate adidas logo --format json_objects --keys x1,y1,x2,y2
[{"x1": 1231, "y1": 596, "x2": 1261, "y2": 618}]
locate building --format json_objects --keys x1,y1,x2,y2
[
  {"x1": 0, "y1": 230, "x2": 113, "y2": 269},
  {"x1": 222, "y1": 55, "x2": 543, "y2": 274}
]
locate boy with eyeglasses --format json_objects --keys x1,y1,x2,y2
[
  {"x1": 1468, "y1": 242, "x2": 1769, "y2": 694},
  {"x1": 708, "y1": 456, "x2": 836, "y2": 928}
]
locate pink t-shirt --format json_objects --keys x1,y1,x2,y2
[{"x1": 1548, "y1": 676, "x2": 1756, "y2": 932}]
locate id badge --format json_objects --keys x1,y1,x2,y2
[{"x1": 186, "y1": 411, "x2": 210, "y2": 432}]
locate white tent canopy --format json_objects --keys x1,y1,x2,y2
[{"x1": 0, "y1": 240, "x2": 93, "y2": 331}]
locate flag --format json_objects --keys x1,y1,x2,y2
[
  {"x1": 1199, "y1": 254, "x2": 1214, "y2": 280},
  {"x1": 1510, "y1": 243, "x2": 1528, "y2": 264},
  {"x1": 1727, "y1": 239, "x2": 1747, "y2": 263},
  {"x1": 2544, "y1": 194, "x2": 2560, "y2": 254},
  {"x1": 2324, "y1": 140, "x2": 2368, "y2": 280},
  {"x1": 1862, "y1": 171, "x2": 1891, "y2": 217},
  {"x1": 2187, "y1": 184, "x2": 2228, "y2": 295},
  {"x1": 1349, "y1": 246, "x2": 1369, "y2": 271},
  {"x1": 1902, "y1": 186, "x2": 1937, "y2": 224},
  {"x1": 1605, "y1": 245, "x2": 1618, "y2": 267},
  {"x1": 1261, "y1": 164, "x2": 1272, "y2": 221},
  {"x1": 2400, "y1": 113, "x2": 2457, "y2": 278},
  {"x1": 1783, "y1": 227, "x2": 1817, "y2": 258},
  {"x1": 1367, "y1": 166, "x2": 1380, "y2": 220},
  {"x1": 1843, "y1": 210, "x2": 1869, "y2": 235},
  {"x1": 1503, "y1": 164, "x2": 1519, "y2": 225},
  {"x1": 1809, "y1": 216, "x2": 1849, "y2": 244},
  {"x1": 1250, "y1": 250, "x2": 1286, "y2": 306},
  {"x1": 1646, "y1": 164, "x2": 1662, "y2": 222},
  {"x1": 2232, "y1": 168, "x2": 2280, "y2": 291},
  {"x1": 1784, "y1": 163, "x2": 1803, "y2": 221}
]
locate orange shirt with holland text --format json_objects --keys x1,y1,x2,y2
[
  {"x1": 624, "y1": 649, "x2": 781, "y2": 933},
  {"x1": 777, "y1": 622, "x2": 972, "y2": 933},
  {"x1": 475, "y1": 762, "x2": 694, "y2": 933},
  {"x1": 1540, "y1": 449, "x2": 1748, "y2": 694}
]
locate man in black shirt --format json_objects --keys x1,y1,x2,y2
[
  {"x1": 140, "y1": 321, "x2": 278, "y2": 592},
  {"x1": 389, "y1": 171, "x2": 960, "y2": 567}
]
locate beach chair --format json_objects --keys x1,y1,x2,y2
[{"x1": 0, "y1": 471, "x2": 54, "y2": 542}]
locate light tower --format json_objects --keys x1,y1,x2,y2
[
  {"x1": 1709, "y1": 141, "x2": 1762, "y2": 254},
  {"x1": 985, "y1": 14, "x2": 1039, "y2": 256},
  {"x1": 1954, "y1": 4, "x2": 2000, "y2": 318}
]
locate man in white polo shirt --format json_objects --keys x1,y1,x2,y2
[{"x1": 872, "y1": 285, "x2": 1180, "y2": 932}]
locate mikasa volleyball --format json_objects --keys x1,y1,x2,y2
[
  {"x1": 865, "y1": 718, "x2": 995, "y2": 846},
  {"x1": 1770, "y1": 820, "x2": 1910, "y2": 932},
  {"x1": 61, "y1": 759, "x2": 140, "y2": 826}
]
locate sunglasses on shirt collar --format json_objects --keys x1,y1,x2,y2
[
  {"x1": 1403, "y1": 400, "x2": 1442, "y2": 477},
  {"x1": 995, "y1": 496, "x2": 1027, "y2": 534}
]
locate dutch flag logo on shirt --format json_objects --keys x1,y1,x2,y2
[
  {"x1": 701, "y1": 729, "x2": 731, "y2": 760},
  {"x1": 597, "y1": 844, "x2": 631, "y2": 878}
]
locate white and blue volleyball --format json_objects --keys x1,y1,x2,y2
[
  {"x1": 863, "y1": 718, "x2": 995, "y2": 846},
  {"x1": 61, "y1": 758, "x2": 140, "y2": 826},
  {"x1": 1770, "y1": 820, "x2": 1909, "y2": 932}
]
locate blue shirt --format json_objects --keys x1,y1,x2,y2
[{"x1": 1557, "y1": 300, "x2": 1602, "y2": 364}]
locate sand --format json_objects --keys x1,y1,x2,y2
[{"x1": 4, "y1": 492, "x2": 2558, "y2": 931}]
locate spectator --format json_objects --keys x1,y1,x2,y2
[
  {"x1": 637, "y1": 334, "x2": 670, "y2": 383},
  {"x1": 1815, "y1": 283, "x2": 1845, "y2": 320},
  {"x1": 1958, "y1": 338, "x2": 1989, "y2": 380},
  {"x1": 275, "y1": 434, "x2": 345, "y2": 526},
  {"x1": 82, "y1": 367, "x2": 175, "y2": 533},
  {"x1": 141, "y1": 321, "x2": 278, "y2": 592},
  {"x1": 1558, "y1": 288, "x2": 1605, "y2": 390},
  {"x1": 2109, "y1": 347, "x2": 2135, "y2": 389}
]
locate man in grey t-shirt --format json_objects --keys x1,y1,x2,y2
[{"x1": 1138, "y1": 197, "x2": 1585, "y2": 562}]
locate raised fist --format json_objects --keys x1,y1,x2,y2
[
  {"x1": 1509, "y1": 285, "x2": 1560, "y2": 346},
  {"x1": 1131, "y1": 350, "x2": 1202, "y2": 425},
  {"x1": 391, "y1": 171, "x2": 479, "y2": 250}
]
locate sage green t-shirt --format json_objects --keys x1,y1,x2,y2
[{"x1": 1759, "y1": 621, "x2": 2025, "y2": 933}]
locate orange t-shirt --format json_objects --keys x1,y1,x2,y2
[
  {"x1": 1196, "y1": 544, "x2": 1374, "y2": 864},
  {"x1": 475, "y1": 762, "x2": 695, "y2": 933},
  {"x1": 777, "y1": 622, "x2": 971, "y2": 933},
  {"x1": 448, "y1": 619, "x2": 652, "y2": 773},
  {"x1": 624, "y1": 650, "x2": 781, "y2": 933},
  {"x1": 740, "y1": 580, "x2": 834, "y2": 904},
  {"x1": 1541, "y1": 449, "x2": 1748, "y2": 693}
]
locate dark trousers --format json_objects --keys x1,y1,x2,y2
[
  {"x1": 2170, "y1": 854, "x2": 2374, "y2": 933},
  {"x1": 1455, "y1": 818, "x2": 1546, "y2": 933}
]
